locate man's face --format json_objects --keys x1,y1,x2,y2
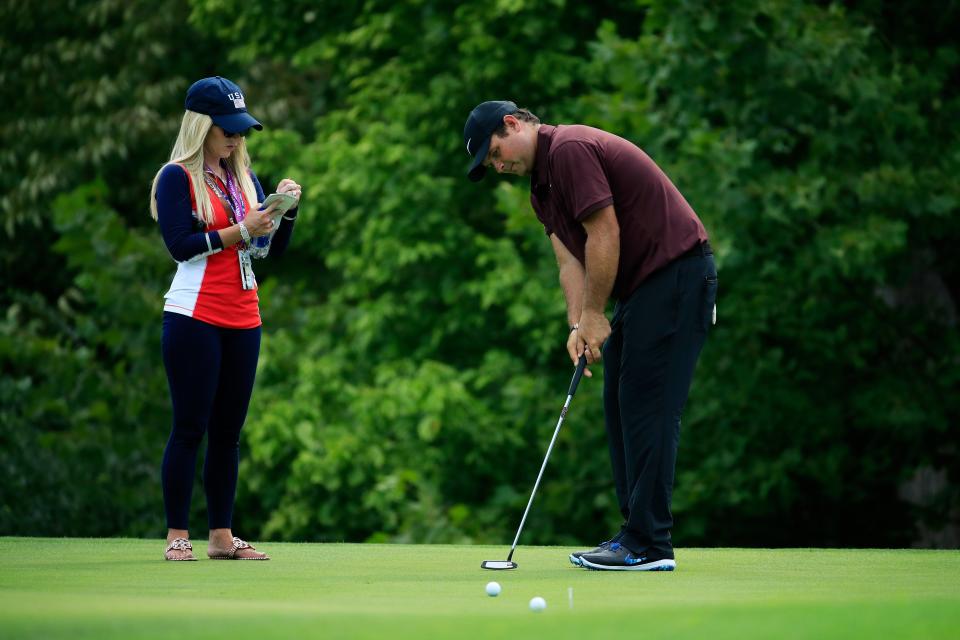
[{"x1": 484, "y1": 116, "x2": 534, "y2": 176}]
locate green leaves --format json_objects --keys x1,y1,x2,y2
[
  {"x1": 3, "y1": 0, "x2": 957, "y2": 546},
  {"x1": 1, "y1": 181, "x2": 171, "y2": 536}
]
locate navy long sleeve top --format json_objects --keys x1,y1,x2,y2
[{"x1": 155, "y1": 163, "x2": 297, "y2": 263}]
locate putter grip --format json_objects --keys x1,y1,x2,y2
[{"x1": 567, "y1": 354, "x2": 587, "y2": 397}]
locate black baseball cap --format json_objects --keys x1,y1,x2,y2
[
  {"x1": 463, "y1": 100, "x2": 517, "y2": 181},
  {"x1": 185, "y1": 76, "x2": 263, "y2": 134}
]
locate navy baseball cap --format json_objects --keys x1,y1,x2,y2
[
  {"x1": 463, "y1": 100, "x2": 517, "y2": 181},
  {"x1": 185, "y1": 76, "x2": 263, "y2": 134}
]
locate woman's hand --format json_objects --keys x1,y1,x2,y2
[
  {"x1": 276, "y1": 178, "x2": 302, "y2": 205},
  {"x1": 244, "y1": 202, "x2": 278, "y2": 238}
]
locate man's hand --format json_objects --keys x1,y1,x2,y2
[
  {"x1": 577, "y1": 309, "x2": 611, "y2": 366},
  {"x1": 566, "y1": 326, "x2": 593, "y2": 377}
]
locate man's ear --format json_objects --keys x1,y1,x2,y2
[{"x1": 502, "y1": 114, "x2": 521, "y2": 132}]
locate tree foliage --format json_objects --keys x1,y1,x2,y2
[{"x1": 2, "y1": 0, "x2": 957, "y2": 547}]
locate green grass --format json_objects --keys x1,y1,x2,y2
[{"x1": 1, "y1": 538, "x2": 957, "y2": 639}]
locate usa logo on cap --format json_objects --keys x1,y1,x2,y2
[{"x1": 227, "y1": 92, "x2": 245, "y2": 109}]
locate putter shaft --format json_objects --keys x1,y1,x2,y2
[{"x1": 505, "y1": 355, "x2": 587, "y2": 562}]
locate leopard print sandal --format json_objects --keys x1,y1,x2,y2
[
  {"x1": 164, "y1": 537, "x2": 198, "y2": 561},
  {"x1": 207, "y1": 536, "x2": 270, "y2": 560}
]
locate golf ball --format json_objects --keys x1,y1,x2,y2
[
  {"x1": 529, "y1": 596, "x2": 546, "y2": 612},
  {"x1": 485, "y1": 581, "x2": 501, "y2": 597}
]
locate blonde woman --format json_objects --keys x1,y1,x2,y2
[{"x1": 150, "y1": 77, "x2": 301, "y2": 561}]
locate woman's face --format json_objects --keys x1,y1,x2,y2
[{"x1": 204, "y1": 125, "x2": 245, "y2": 161}]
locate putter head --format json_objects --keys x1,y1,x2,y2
[{"x1": 481, "y1": 560, "x2": 518, "y2": 570}]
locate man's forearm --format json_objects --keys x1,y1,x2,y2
[
  {"x1": 582, "y1": 222, "x2": 619, "y2": 315},
  {"x1": 558, "y1": 261, "x2": 585, "y2": 327}
]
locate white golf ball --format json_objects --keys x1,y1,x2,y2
[
  {"x1": 529, "y1": 596, "x2": 546, "y2": 612},
  {"x1": 485, "y1": 581, "x2": 501, "y2": 597}
]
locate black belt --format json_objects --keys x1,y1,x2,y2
[{"x1": 680, "y1": 240, "x2": 712, "y2": 259}]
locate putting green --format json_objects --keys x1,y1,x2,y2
[{"x1": 1, "y1": 538, "x2": 957, "y2": 639}]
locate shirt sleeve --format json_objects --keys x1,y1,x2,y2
[
  {"x1": 251, "y1": 170, "x2": 266, "y2": 204},
  {"x1": 551, "y1": 140, "x2": 614, "y2": 222},
  {"x1": 156, "y1": 164, "x2": 224, "y2": 262}
]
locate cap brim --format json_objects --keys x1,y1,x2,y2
[
  {"x1": 467, "y1": 136, "x2": 491, "y2": 182},
  {"x1": 213, "y1": 112, "x2": 263, "y2": 134}
]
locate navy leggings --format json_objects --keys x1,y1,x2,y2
[
  {"x1": 603, "y1": 247, "x2": 717, "y2": 556},
  {"x1": 161, "y1": 312, "x2": 261, "y2": 530}
]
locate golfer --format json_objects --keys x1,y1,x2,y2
[
  {"x1": 464, "y1": 101, "x2": 717, "y2": 571},
  {"x1": 149, "y1": 76, "x2": 302, "y2": 561}
]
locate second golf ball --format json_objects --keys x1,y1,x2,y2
[
  {"x1": 485, "y1": 581, "x2": 501, "y2": 597},
  {"x1": 529, "y1": 596, "x2": 546, "y2": 612}
]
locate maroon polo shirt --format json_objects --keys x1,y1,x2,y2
[{"x1": 530, "y1": 124, "x2": 708, "y2": 301}]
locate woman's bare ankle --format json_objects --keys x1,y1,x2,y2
[
  {"x1": 167, "y1": 528, "x2": 189, "y2": 543},
  {"x1": 209, "y1": 528, "x2": 234, "y2": 547}
]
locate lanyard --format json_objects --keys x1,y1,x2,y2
[
  {"x1": 203, "y1": 169, "x2": 256, "y2": 289},
  {"x1": 203, "y1": 165, "x2": 247, "y2": 223}
]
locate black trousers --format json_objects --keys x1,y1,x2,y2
[
  {"x1": 602, "y1": 247, "x2": 717, "y2": 556},
  {"x1": 160, "y1": 312, "x2": 261, "y2": 531}
]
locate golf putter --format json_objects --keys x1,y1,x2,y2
[{"x1": 481, "y1": 353, "x2": 588, "y2": 570}]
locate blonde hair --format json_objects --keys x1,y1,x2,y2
[{"x1": 149, "y1": 110, "x2": 257, "y2": 225}]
